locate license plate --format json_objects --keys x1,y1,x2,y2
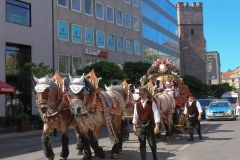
[{"x1": 214, "y1": 114, "x2": 223, "y2": 116}]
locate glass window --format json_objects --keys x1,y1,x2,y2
[
  {"x1": 132, "y1": 0, "x2": 138, "y2": 7},
  {"x1": 86, "y1": 59, "x2": 95, "y2": 66},
  {"x1": 96, "y1": 2, "x2": 104, "y2": 20},
  {"x1": 142, "y1": 2, "x2": 147, "y2": 16},
  {"x1": 125, "y1": 0, "x2": 131, "y2": 4},
  {"x1": 58, "y1": 21, "x2": 69, "y2": 41},
  {"x1": 96, "y1": 30, "x2": 105, "y2": 48},
  {"x1": 116, "y1": 36, "x2": 123, "y2": 52},
  {"x1": 134, "y1": 41, "x2": 140, "y2": 55},
  {"x1": 133, "y1": 16, "x2": 139, "y2": 31},
  {"x1": 126, "y1": 39, "x2": 132, "y2": 54},
  {"x1": 85, "y1": 0, "x2": 93, "y2": 16},
  {"x1": 151, "y1": 8, "x2": 156, "y2": 22},
  {"x1": 85, "y1": 28, "x2": 94, "y2": 46},
  {"x1": 107, "y1": 34, "x2": 115, "y2": 50},
  {"x1": 125, "y1": 13, "x2": 132, "y2": 29},
  {"x1": 58, "y1": 0, "x2": 68, "y2": 8},
  {"x1": 59, "y1": 55, "x2": 69, "y2": 74},
  {"x1": 71, "y1": 0, "x2": 80, "y2": 12},
  {"x1": 72, "y1": 24, "x2": 81, "y2": 43},
  {"x1": 116, "y1": 10, "x2": 123, "y2": 26},
  {"x1": 106, "y1": 6, "x2": 114, "y2": 23},
  {"x1": 72, "y1": 57, "x2": 82, "y2": 75},
  {"x1": 6, "y1": 0, "x2": 31, "y2": 26}
]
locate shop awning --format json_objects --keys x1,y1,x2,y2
[{"x1": 0, "y1": 80, "x2": 15, "y2": 94}]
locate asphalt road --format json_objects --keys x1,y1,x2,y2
[{"x1": 0, "y1": 118, "x2": 240, "y2": 160}]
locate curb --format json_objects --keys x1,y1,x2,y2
[{"x1": 0, "y1": 130, "x2": 42, "y2": 139}]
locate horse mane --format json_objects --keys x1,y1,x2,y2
[
  {"x1": 109, "y1": 85, "x2": 125, "y2": 98},
  {"x1": 83, "y1": 77, "x2": 96, "y2": 97}
]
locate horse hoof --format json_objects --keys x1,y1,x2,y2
[
  {"x1": 111, "y1": 153, "x2": 118, "y2": 159},
  {"x1": 60, "y1": 157, "x2": 67, "y2": 160},
  {"x1": 77, "y1": 149, "x2": 83, "y2": 155},
  {"x1": 82, "y1": 155, "x2": 92, "y2": 160},
  {"x1": 48, "y1": 153, "x2": 55, "y2": 160},
  {"x1": 165, "y1": 137, "x2": 170, "y2": 141},
  {"x1": 119, "y1": 149, "x2": 122, "y2": 154}
]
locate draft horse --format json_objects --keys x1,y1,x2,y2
[
  {"x1": 144, "y1": 79, "x2": 176, "y2": 140},
  {"x1": 68, "y1": 73, "x2": 126, "y2": 160},
  {"x1": 34, "y1": 72, "x2": 83, "y2": 160}
]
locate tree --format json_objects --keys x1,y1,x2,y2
[
  {"x1": 182, "y1": 75, "x2": 210, "y2": 98},
  {"x1": 24, "y1": 62, "x2": 54, "y2": 93},
  {"x1": 76, "y1": 61, "x2": 127, "y2": 88},
  {"x1": 210, "y1": 83, "x2": 233, "y2": 98},
  {"x1": 123, "y1": 61, "x2": 151, "y2": 85}
]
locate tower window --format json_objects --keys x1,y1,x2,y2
[{"x1": 191, "y1": 29, "x2": 194, "y2": 35}]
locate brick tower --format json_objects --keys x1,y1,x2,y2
[{"x1": 176, "y1": 2, "x2": 207, "y2": 83}]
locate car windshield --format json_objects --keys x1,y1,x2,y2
[
  {"x1": 209, "y1": 102, "x2": 230, "y2": 108},
  {"x1": 197, "y1": 99, "x2": 211, "y2": 106}
]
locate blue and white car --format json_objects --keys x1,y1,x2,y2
[
  {"x1": 197, "y1": 99, "x2": 215, "y2": 118},
  {"x1": 206, "y1": 100, "x2": 236, "y2": 121}
]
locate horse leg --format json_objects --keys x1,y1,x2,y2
[
  {"x1": 110, "y1": 115, "x2": 122, "y2": 159},
  {"x1": 89, "y1": 127, "x2": 106, "y2": 159},
  {"x1": 73, "y1": 126, "x2": 84, "y2": 155},
  {"x1": 41, "y1": 127, "x2": 54, "y2": 160},
  {"x1": 80, "y1": 131, "x2": 92, "y2": 160},
  {"x1": 60, "y1": 128, "x2": 69, "y2": 160},
  {"x1": 165, "y1": 114, "x2": 173, "y2": 141}
]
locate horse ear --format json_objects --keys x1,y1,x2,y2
[
  {"x1": 69, "y1": 74, "x2": 73, "y2": 82},
  {"x1": 46, "y1": 75, "x2": 50, "y2": 83},
  {"x1": 33, "y1": 75, "x2": 39, "y2": 83},
  {"x1": 105, "y1": 85, "x2": 110, "y2": 91},
  {"x1": 79, "y1": 73, "x2": 84, "y2": 83}
]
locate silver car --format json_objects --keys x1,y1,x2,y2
[{"x1": 206, "y1": 100, "x2": 236, "y2": 121}]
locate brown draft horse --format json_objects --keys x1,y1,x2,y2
[
  {"x1": 68, "y1": 71, "x2": 126, "y2": 160},
  {"x1": 144, "y1": 79, "x2": 176, "y2": 140},
  {"x1": 34, "y1": 72, "x2": 83, "y2": 160}
]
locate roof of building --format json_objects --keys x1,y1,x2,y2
[{"x1": 221, "y1": 70, "x2": 233, "y2": 80}]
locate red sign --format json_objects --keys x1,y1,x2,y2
[{"x1": 85, "y1": 48, "x2": 108, "y2": 58}]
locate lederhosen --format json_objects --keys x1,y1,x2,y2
[
  {"x1": 136, "y1": 100, "x2": 157, "y2": 149},
  {"x1": 186, "y1": 101, "x2": 201, "y2": 137}
]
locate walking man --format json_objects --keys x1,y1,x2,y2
[
  {"x1": 184, "y1": 93, "x2": 203, "y2": 141},
  {"x1": 133, "y1": 87, "x2": 160, "y2": 160}
]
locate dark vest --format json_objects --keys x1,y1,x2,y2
[
  {"x1": 186, "y1": 101, "x2": 199, "y2": 116},
  {"x1": 136, "y1": 100, "x2": 155, "y2": 125}
]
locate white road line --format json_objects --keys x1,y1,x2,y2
[
  {"x1": 202, "y1": 127, "x2": 208, "y2": 133},
  {"x1": 178, "y1": 144, "x2": 190, "y2": 151}
]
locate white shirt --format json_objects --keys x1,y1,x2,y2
[
  {"x1": 184, "y1": 100, "x2": 203, "y2": 114},
  {"x1": 132, "y1": 99, "x2": 160, "y2": 124}
]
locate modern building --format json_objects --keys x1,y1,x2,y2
[
  {"x1": 176, "y1": 2, "x2": 207, "y2": 83},
  {"x1": 0, "y1": 0, "x2": 53, "y2": 117},
  {"x1": 53, "y1": 0, "x2": 143, "y2": 77},
  {"x1": 206, "y1": 51, "x2": 221, "y2": 84},
  {"x1": 141, "y1": 0, "x2": 180, "y2": 69}
]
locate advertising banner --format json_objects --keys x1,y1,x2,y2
[
  {"x1": 58, "y1": 21, "x2": 68, "y2": 40},
  {"x1": 126, "y1": 39, "x2": 132, "y2": 54},
  {"x1": 85, "y1": 28, "x2": 93, "y2": 45},
  {"x1": 207, "y1": 55, "x2": 217, "y2": 80},
  {"x1": 96, "y1": 31, "x2": 104, "y2": 47},
  {"x1": 134, "y1": 41, "x2": 140, "y2": 55},
  {"x1": 107, "y1": 34, "x2": 114, "y2": 50},
  {"x1": 117, "y1": 37, "x2": 123, "y2": 52},
  {"x1": 72, "y1": 25, "x2": 81, "y2": 43}
]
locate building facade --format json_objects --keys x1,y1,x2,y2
[
  {"x1": 176, "y1": 2, "x2": 207, "y2": 83},
  {"x1": 0, "y1": 0, "x2": 53, "y2": 116},
  {"x1": 228, "y1": 67, "x2": 240, "y2": 90},
  {"x1": 141, "y1": 0, "x2": 180, "y2": 69},
  {"x1": 53, "y1": 0, "x2": 143, "y2": 77},
  {"x1": 206, "y1": 51, "x2": 221, "y2": 84}
]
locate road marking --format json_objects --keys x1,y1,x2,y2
[
  {"x1": 202, "y1": 127, "x2": 208, "y2": 133},
  {"x1": 178, "y1": 144, "x2": 190, "y2": 151}
]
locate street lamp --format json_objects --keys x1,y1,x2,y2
[{"x1": 182, "y1": 46, "x2": 188, "y2": 76}]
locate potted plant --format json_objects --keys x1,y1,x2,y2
[{"x1": 18, "y1": 113, "x2": 30, "y2": 132}]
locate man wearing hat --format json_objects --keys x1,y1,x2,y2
[
  {"x1": 184, "y1": 93, "x2": 203, "y2": 141},
  {"x1": 132, "y1": 87, "x2": 160, "y2": 160}
]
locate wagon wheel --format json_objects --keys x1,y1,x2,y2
[{"x1": 177, "y1": 114, "x2": 186, "y2": 134}]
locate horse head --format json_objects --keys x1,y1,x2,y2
[
  {"x1": 34, "y1": 75, "x2": 61, "y2": 117},
  {"x1": 68, "y1": 74, "x2": 95, "y2": 115}
]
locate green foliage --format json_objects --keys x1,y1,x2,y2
[
  {"x1": 76, "y1": 61, "x2": 127, "y2": 88},
  {"x1": 183, "y1": 75, "x2": 210, "y2": 98},
  {"x1": 24, "y1": 62, "x2": 55, "y2": 93},
  {"x1": 183, "y1": 75, "x2": 234, "y2": 99},
  {"x1": 123, "y1": 61, "x2": 151, "y2": 85},
  {"x1": 18, "y1": 113, "x2": 30, "y2": 121}
]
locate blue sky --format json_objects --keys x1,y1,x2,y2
[{"x1": 170, "y1": 0, "x2": 240, "y2": 72}]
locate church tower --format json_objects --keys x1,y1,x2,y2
[{"x1": 176, "y1": 2, "x2": 207, "y2": 83}]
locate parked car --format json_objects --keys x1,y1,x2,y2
[
  {"x1": 205, "y1": 100, "x2": 236, "y2": 121},
  {"x1": 196, "y1": 99, "x2": 215, "y2": 118}
]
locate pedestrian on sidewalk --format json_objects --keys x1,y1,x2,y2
[
  {"x1": 132, "y1": 87, "x2": 160, "y2": 160},
  {"x1": 184, "y1": 93, "x2": 203, "y2": 141}
]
